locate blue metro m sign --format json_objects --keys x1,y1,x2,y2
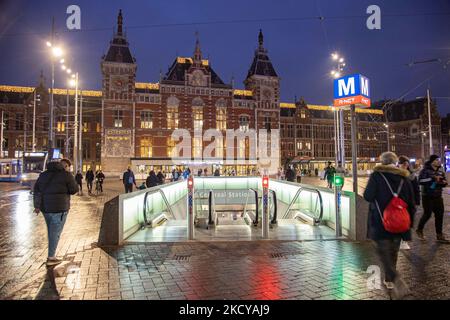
[{"x1": 333, "y1": 74, "x2": 371, "y2": 108}]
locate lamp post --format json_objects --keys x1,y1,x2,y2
[
  {"x1": 70, "y1": 73, "x2": 79, "y2": 173},
  {"x1": 330, "y1": 52, "x2": 346, "y2": 170}
]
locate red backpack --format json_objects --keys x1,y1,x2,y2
[{"x1": 375, "y1": 173, "x2": 411, "y2": 234}]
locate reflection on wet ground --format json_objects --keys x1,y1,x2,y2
[{"x1": 0, "y1": 181, "x2": 449, "y2": 300}]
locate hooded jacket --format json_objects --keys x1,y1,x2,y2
[
  {"x1": 363, "y1": 165, "x2": 416, "y2": 241},
  {"x1": 419, "y1": 161, "x2": 448, "y2": 198},
  {"x1": 146, "y1": 172, "x2": 159, "y2": 188},
  {"x1": 33, "y1": 161, "x2": 79, "y2": 213}
]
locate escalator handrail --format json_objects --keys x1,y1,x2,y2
[
  {"x1": 282, "y1": 187, "x2": 323, "y2": 223},
  {"x1": 143, "y1": 188, "x2": 175, "y2": 225},
  {"x1": 268, "y1": 189, "x2": 277, "y2": 224},
  {"x1": 242, "y1": 188, "x2": 259, "y2": 226},
  {"x1": 208, "y1": 189, "x2": 216, "y2": 225}
]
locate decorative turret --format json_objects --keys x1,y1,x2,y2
[
  {"x1": 245, "y1": 29, "x2": 278, "y2": 80},
  {"x1": 102, "y1": 9, "x2": 135, "y2": 64}
]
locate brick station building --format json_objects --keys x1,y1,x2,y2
[{"x1": 0, "y1": 10, "x2": 444, "y2": 177}]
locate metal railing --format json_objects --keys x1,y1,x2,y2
[
  {"x1": 282, "y1": 187, "x2": 323, "y2": 225},
  {"x1": 143, "y1": 188, "x2": 175, "y2": 226}
]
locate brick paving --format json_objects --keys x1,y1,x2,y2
[{"x1": 0, "y1": 180, "x2": 449, "y2": 300}]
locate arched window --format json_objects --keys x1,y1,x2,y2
[
  {"x1": 167, "y1": 96, "x2": 179, "y2": 129},
  {"x1": 192, "y1": 97, "x2": 204, "y2": 107}
]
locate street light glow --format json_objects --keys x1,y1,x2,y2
[
  {"x1": 60, "y1": 59, "x2": 65, "y2": 64},
  {"x1": 332, "y1": 53, "x2": 339, "y2": 60},
  {"x1": 330, "y1": 70, "x2": 336, "y2": 75},
  {"x1": 61, "y1": 65, "x2": 66, "y2": 70},
  {"x1": 69, "y1": 79, "x2": 77, "y2": 87},
  {"x1": 67, "y1": 69, "x2": 72, "y2": 74},
  {"x1": 334, "y1": 72, "x2": 341, "y2": 78},
  {"x1": 52, "y1": 47, "x2": 63, "y2": 57},
  {"x1": 46, "y1": 41, "x2": 52, "y2": 47},
  {"x1": 339, "y1": 58, "x2": 344, "y2": 63}
]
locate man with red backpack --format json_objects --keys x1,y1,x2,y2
[{"x1": 364, "y1": 152, "x2": 416, "y2": 299}]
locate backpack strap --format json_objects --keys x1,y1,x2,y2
[{"x1": 379, "y1": 172, "x2": 403, "y2": 197}]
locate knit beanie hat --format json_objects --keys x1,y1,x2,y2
[{"x1": 429, "y1": 154, "x2": 439, "y2": 163}]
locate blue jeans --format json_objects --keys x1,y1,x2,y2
[{"x1": 43, "y1": 212, "x2": 68, "y2": 258}]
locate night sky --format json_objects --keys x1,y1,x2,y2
[{"x1": 0, "y1": 0, "x2": 449, "y2": 115}]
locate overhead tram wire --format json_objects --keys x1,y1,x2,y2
[{"x1": 2, "y1": 11, "x2": 450, "y2": 37}]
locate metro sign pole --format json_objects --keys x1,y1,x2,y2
[{"x1": 333, "y1": 74, "x2": 371, "y2": 237}]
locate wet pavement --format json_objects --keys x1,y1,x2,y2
[{"x1": 0, "y1": 179, "x2": 449, "y2": 300}]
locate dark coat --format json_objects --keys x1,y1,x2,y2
[
  {"x1": 96, "y1": 172, "x2": 105, "y2": 182},
  {"x1": 146, "y1": 172, "x2": 159, "y2": 188},
  {"x1": 123, "y1": 170, "x2": 136, "y2": 185},
  {"x1": 86, "y1": 170, "x2": 94, "y2": 182},
  {"x1": 33, "y1": 162, "x2": 79, "y2": 213},
  {"x1": 419, "y1": 162, "x2": 448, "y2": 198},
  {"x1": 408, "y1": 171, "x2": 420, "y2": 205},
  {"x1": 157, "y1": 172, "x2": 165, "y2": 184},
  {"x1": 75, "y1": 173, "x2": 83, "y2": 184},
  {"x1": 285, "y1": 168, "x2": 296, "y2": 182},
  {"x1": 363, "y1": 165, "x2": 416, "y2": 241}
]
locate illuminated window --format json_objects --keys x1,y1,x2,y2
[
  {"x1": 140, "y1": 137, "x2": 153, "y2": 157},
  {"x1": 96, "y1": 122, "x2": 101, "y2": 133},
  {"x1": 216, "y1": 107, "x2": 227, "y2": 130},
  {"x1": 167, "y1": 137, "x2": 176, "y2": 158},
  {"x1": 193, "y1": 137, "x2": 202, "y2": 158},
  {"x1": 167, "y1": 106, "x2": 178, "y2": 129},
  {"x1": 306, "y1": 142, "x2": 311, "y2": 150},
  {"x1": 215, "y1": 137, "x2": 224, "y2": 158},
  {"x1": 56, "y1": 119, "x2": 65, "y2": 132},
  {"x1": 140, "y1": 111, "x2": 153, "y2": 129},
  {"x1": 300, "y1": 110, "x2": 306, "y2": 119},
  {"x1": 114, "y1": 110, "x2": 123, "y2": 128},
  {"x1": 239, "y1": 116, "x2": 249, "y2": 132},
  {"x1": 83, "y1": 122, "x2": 88, "y2": 133},
  {"x1": 193, "y1": 107, "x2": 203, "y2": 131}
]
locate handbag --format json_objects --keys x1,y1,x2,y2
[{"x1": 375, "y1": 173, "x2": 411, "y2": 234}]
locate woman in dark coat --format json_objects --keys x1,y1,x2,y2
[
  {"x1": 363, "y1": 152, "x2": 416, "y2": 299},
  {"x1": 146, "y1": 170, "x2": 159, "y2": 188}
]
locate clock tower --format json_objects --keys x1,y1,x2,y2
[
  {"x1": 101, "y1": 9, "x2": 137, "y2": 175},
  {"x1": 244, "y1": 29, "x2": 280, "y2": 131}
]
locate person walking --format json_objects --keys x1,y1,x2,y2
[
  {"x1": 146, "y1": 170, "x2": 158, "y2": 188},
  {"x1": 95, "y1": 170, "x2": 105, "y2": 193},
  {"x1": 85, "y1": 168, "x2": 94, "y2": 195},
  {"x1": 157, "y1": 171, "x2": 165, "y2": 185},
  {"x1": 398, "y1": 156, "x2": 420, "y2": 250},
  {"x1": 324, "y1": 162, "x2": 336, "y2": 189},
  {"x1": 214, "y1": 168, "x2": 220, "y2": 176},
  {"x1": 75, "y1": 170, "x2": 83, "y2": 196},
  {"x1": 123, "y1": 166, "x2": 137, "y2": 193},
  {"x1": 416, "y1": 155, "x2": 449, "y2": 243},
  {"x1": 363, "y1": 152, "x2": 415, "y2": 299},
  {"x1": 285, "y1": 166, "x2": 296, "y2": 182},
  {"x1": 33, "y1": 159, "x2": 78, "y2": 267}
]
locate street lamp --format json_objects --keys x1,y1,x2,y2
[
  {"x1": 46, "y1": 41, "x2": 64, "y2": 149},
  {"x1": 330, "y1": 52, "x2": 347, "y2": 170}
]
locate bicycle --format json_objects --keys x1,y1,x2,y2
[{"x1": 95, "y1": 179, "x2": 103, "y2": 195}]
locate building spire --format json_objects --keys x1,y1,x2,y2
[
  {"x1": 117, "y1": 9, "x2": 123, "y2": 36},
  {"x1": 193, "y1": 31, "x2": 202, "y2": 65},
  {"x1": 258, "y1": 29, "x2": 264, "y2": 49}
]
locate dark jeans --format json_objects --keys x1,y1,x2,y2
[
  {"x1": 124, "y1": 183, "x2": 133, "y2": 193},
  {"x1": 43, "y1": 212, "x2": 68, "y2": 258},
  {"x1": 374, "y1": 238, "x2": 401, "y2": 282},
  {"x1": 87, "y1": 180, "x2": 93, "y2": 193},
  {"x1": 77, "y1": 183, "x2": 82, "y2": 191},
  {"x1": 417, "y1": 196, "x2": 444, "y2": 234}
]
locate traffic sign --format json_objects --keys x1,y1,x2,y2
[{"x1": 334, "y1": 175, "x2": 344, "y2": 187}]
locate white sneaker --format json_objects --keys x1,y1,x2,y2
[
  {"x1": 400, "y1": 241, "x2": 410, "y2": 250},
  {"x1": 383, "y1": 280, "x2": 394, "y2": 290}
]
